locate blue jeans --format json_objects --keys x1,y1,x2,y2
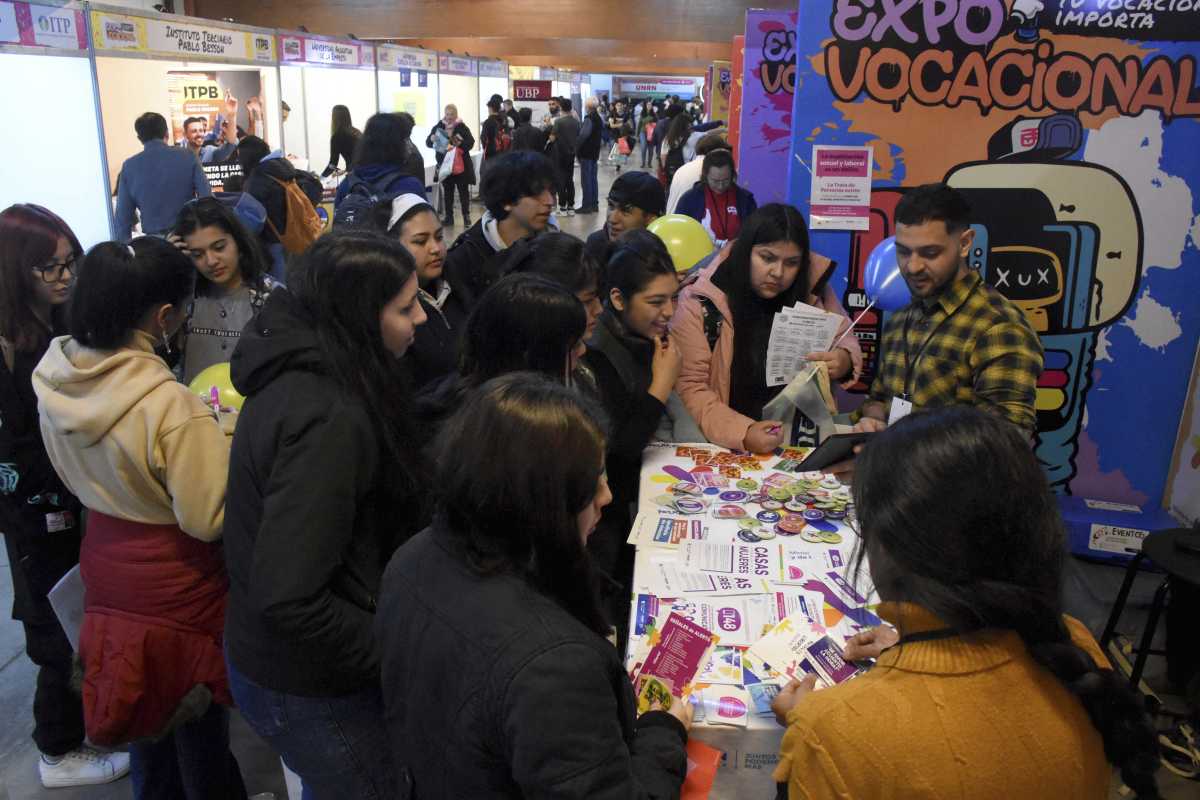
[
  {"x1": 580, "y1": 158, "x2": 599, "y2": 210},
  {"x1": 128, "y1": 702, "x2": 247, "y2": 800},
  {"x1": 226, "y1": 657, "x2": 396, "y2": 800}
]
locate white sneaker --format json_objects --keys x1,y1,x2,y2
[{"x1": 39, "y1": 746, "x2": 130, "y2": 788}]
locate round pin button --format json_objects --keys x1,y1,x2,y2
[
  {"x1": 824, "y1": 508, "x2": 848, "y2": 520},
  {"x1": 802, "y1": 509, "x2": 826, "y2": 521},
  {"x1": 738, "y1": 529, "x2": 764, "y2": 543},
  {"x1": 674, "y1": 498, "x2": 705, "y2": 514},
  {"x1": 760, "y1": 499, "x2": 784, "y2": 511},
  {"x1": 719, "y1": 490, "x2": 749, "y2": 502},
  {"x1": 703, "y1": 487, "x2": 721, "y2": 495},
  {"x1": 714, "y1": 504, "x2": 747, "y2": 519},
  {"x1": 755, "y1": 526, "x2": 777, "y2": 540},
  {"x1": 736, "y1": 479, "x2": 759, "y2": 491},
  {"x1": 767, "y1": 487, "x2": 792, "y2": 501},
  {"x1": 756, "y1": 510, "x2": 781, "y2": 523},
  {"x1": 776, "y1": 516, "x2": 807, "y2": 536},
  {"x1": 784, "y1": 499, "x2": 808, "y2": 513}
]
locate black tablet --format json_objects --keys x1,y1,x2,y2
[{"x1": 796, "y1": 432, "x2": 873, "y2": 472}]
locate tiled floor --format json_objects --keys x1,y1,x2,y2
[{"x1": 1, "y1": 159, "x2": 1194, "y2": 799}]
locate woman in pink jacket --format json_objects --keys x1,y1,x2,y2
[{"x1": 672, "y1": 204, "x2": 862, "y2": 452}]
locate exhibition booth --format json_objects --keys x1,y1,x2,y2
[
  {"x1": 89, "y1": 4, "x2": 284, "y2": 197},
  {"x1": 0, "y1": 1, "x2": 111, "y2": 248}
]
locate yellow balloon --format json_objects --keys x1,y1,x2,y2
[
  {"x1": 647, "y1": 214, "x2": 715, "y2": 273},
  {"x1": 187, "y1": 362, "x2": 245, "y2": 411}
]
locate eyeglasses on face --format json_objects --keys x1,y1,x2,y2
[{"x1": 33, "y1": 253, "x2": 77, "y2": 284}]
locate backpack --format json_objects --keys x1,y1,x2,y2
[
  {"x1": 264, "y1": 176, "x2": 323, "y2": 254},
  {"x1": 664, "y1": 144, "x2": 686, "y2": 182},
  {"x1": 490, "y1": 119, "x2": 512, "y2": 154},
  {"x1": 333, "y1": 171, "x2": 408, "y2": 229}
]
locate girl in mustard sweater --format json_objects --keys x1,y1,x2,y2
[{"x1": 771, "y1": 407, "x2": 1159, "y2": 800}]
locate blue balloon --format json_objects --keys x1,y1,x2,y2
[{"x1": 863, "y1": 236, "x2": 910, "y2": 312}]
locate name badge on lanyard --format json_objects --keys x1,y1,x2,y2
[{"x1": 888, "y1": 396, "x2": 913, "y2": 426}]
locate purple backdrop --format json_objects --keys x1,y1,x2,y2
[{"x1": 736, "y1": 8, "x2": 798, "y2": 206}]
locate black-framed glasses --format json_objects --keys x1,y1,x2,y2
[{"x1": 33, "y1": 254, "x2": 76, "y2": 284}]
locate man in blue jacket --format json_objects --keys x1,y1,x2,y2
[{"x1": 115, "y1": 113, "x2": 211, "y2": 241}]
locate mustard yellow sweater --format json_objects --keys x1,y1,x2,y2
[{"x1": 774, "y1": 602, "x2": 1112, "y2": 799}]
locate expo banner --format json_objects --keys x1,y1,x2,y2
[
  {"x1": 91, "y1": 10, "x2": 275, "y2": 61},
  {"x1": 738, "y1": 8, "x2": 798, "y2": 206},
  {"x1": 478, "y1": 59, "x2": 507, "y2": 79},
  {"x1": 438, "y1": 53, "x2": 476, "y2": 76},
  {"x1": 786, "y1": 0, "x2": 1200, "y2": 505},
  {"x1": 279, "y1": 33, "x2": 370, "y2": 68},
  {"x1": 618, "y1": 77, "x2": 697, "y2": 95},
  {"x1": 0, "y1": 1, "x2": 87, "y2": 50},
  {"x1": 729, "y1": 35, "x2": 745, "y2": 153},
  {"x1": 377, "y1": 44, "x2": 436, "y2": 72}
]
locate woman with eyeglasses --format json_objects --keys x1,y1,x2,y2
[
  {"x1": 675, "y1": 149, "x2": 757, "y2": 247},
  {"x1": 33, "y1": 236, "x2": 246, "y2": 799},
  {"x1": 170, "y1": 198, "x2": 277, "y2": 385},
  {"x1": 0, "y1": 205, "x2": 131, "y2": 788}
]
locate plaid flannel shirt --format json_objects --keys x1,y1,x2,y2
[{"x1": 867, "y1": 270, "x2": 1043, "y2": 431}]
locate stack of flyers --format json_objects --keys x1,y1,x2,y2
[
  {"x1": 775, "y1": 545, "x2": 847, "y2": 586},
  {"x1": 632, "y1": 613, "x2": 718, "y2": 714},
  {"x1": 669, "y1": 595, "x2": 777, "y2": 647},
  {"x1": 748, "y1": 682, "x2": 783, "y2": 718},
  {"x1": 642, "y1": 556, "x2": 772, "y2": 597},
  {"x1": 765, "y1": 302, "x2": 843, "y2": 386},
  {"x1": 681, "y1": 541, "x2": 777, "y2": 581},
  {"x1": 692, "y1": 686, "x2": 750, "y2": 727},
  {"x1": 696, "y1": 645, "x2": 744, "y2": 685},
  {"x1": 627, "y1": 512, "x2": 706, "y2": 547},
  {"x1": 748, "y1": 610, "x2": 862, "y2": 688}
]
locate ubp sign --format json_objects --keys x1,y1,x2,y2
[{"x1": 513, "y1": 80, "x2": 552, "y2": 101}]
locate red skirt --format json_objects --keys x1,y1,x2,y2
[{"x1": 79, "y1": 510, "x2": 231, "y2": 745}]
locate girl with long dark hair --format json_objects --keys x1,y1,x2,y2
[
  {"x1": 0, "y1": 205, "x2": 130, "y2": 788},
  {"x1": 770, "y1": 406, "x2": 1160, "y2": 799},
  {"x1": 222, "y1": 231, "x2": 427, "y2": 798},
  {"x1": 321, "y1": 104, "x2": 361, "y2": 177},
  {"x1": 34, "y1": 237, "x2": 244, "y2": 798},
  {"x1": 673, "y1": 204, "x2": 862, "y2": 451},
  {"x1": 413, "y1": 272, "x2": 586, "y2": 444},
  {"x1": 334, "y1": 112, "x2": 427, "y2": 210},
  {"x1": 171, "y1": 197, "x2": 276, "y2": 384},
  {"x1": 378, "y1": 372, "x2": 691, "y2": 798}
]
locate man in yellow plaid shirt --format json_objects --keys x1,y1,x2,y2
[{"x1": 857, "y1": 183, "x2": 1043, "y2": 434}]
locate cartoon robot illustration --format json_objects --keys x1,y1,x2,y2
[{"x1": 840, "y1": 114, "x2": 1144, "y2": 491}]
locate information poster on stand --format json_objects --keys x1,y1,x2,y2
[{"x1": 808, "y1": 145, "x2": 872, "y2": 231}]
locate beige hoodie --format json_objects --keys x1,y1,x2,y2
[{"x1": 33, "y1": 330, "x2": 229, "y2": 542}]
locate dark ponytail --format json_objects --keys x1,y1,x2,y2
[{"x1": 852, "y1": 407, "x2": 1160, "y2": 798}]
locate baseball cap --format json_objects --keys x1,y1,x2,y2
[{"x1": 608, "y1": 172, "x2": 666, "y2": 217}]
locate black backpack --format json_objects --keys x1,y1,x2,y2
[
  {"x1": 333, "y1": 170, "x2": 405, "y2": 229},
  {"x1": 664, "y1": 144, "x2": 686, "y2": 182}
]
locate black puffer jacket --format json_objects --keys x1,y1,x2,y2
[
  {"x1": 376, "y1": 527, "x2": 688, "y2": 799},
  {"x1": 223, "y1": 288, "x2": 424, "y2": 696}
]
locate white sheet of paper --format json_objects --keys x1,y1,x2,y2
[{"x1": 766, "y1": 303, "x2": 843, "y2": 386}]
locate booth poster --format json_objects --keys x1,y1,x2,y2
[
  {"x1": 738, "y1": 8, "x2": 798, "y2": 205},
  {"x1": 785, "y1": 0, "x2": 1200, "y2": 508},
  {"x1": 168, "y1": 70, "x2": 266, "y2": 190},
  {"x1": 709, "y1": 59, "x2": 732, "y2": 125},
  {"x1": 728, "y1": 35, "x2": 745, "y2": 155}
]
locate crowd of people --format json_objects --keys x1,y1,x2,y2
[{"x1": 0, "y1": 90, "x2": 1166, "y2": 800}]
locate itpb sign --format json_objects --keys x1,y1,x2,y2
[{"x1": 513, "y1": 80, "x2": 552, "y2": 101}]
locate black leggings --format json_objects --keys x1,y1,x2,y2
[{"x1": 440, "y1": 174, "x2": 471, "y2": 222}]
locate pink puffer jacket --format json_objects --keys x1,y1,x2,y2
[{"x1": 671, "y1": 247, "x2": 863, "y2": 450}]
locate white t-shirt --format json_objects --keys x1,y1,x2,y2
[{"x1": 667, "y1": 158, "x2": 704, "y2": 215}]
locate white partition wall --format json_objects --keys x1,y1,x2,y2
[
  {"x1": 478, "y1": 58, "x2": 509, "y2": 124},
  {"x1": 438, "y1": 54, "x2": 480, "y2": 150},
  {"x1": 0, "y1": 2, "x2": 111, "y2": 246},
  {"x1": 377, "y1": 44, "x2": 440, "y2": 171},
  {"x1": 276, "y1": 31, "x2": 377, "y2": 176}
]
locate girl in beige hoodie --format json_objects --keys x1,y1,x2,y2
[{"x1": 33, "y1": 238, "x2": 246, "y2": 799}]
